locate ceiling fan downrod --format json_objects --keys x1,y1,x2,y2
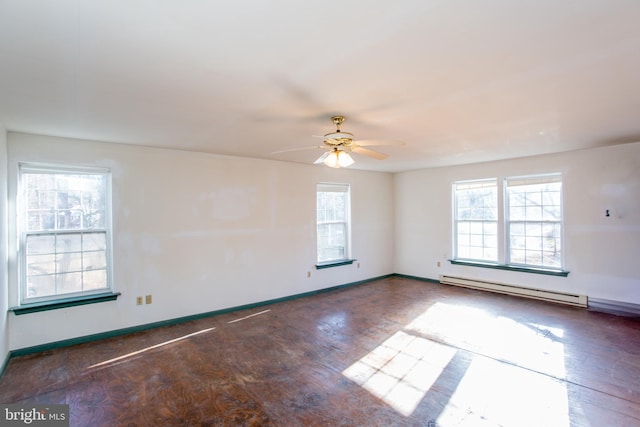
[{"x1": 331, "y1": 115, "x2": 345, "y2": 132}]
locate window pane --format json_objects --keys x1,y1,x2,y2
[
  {"x1": 27, "y1": 254, "x2": 56, "y2": 276},
  {"x1": 511, "y1": 249, "x2": 526, "y2": 264},
  {"x1": 469, "y1": 234, "x2": 483, "y2": 247},
  {"x1": 57, "y1": 272, "x2": 83, "y2": 294},
  {"x1": 510, "y1": 235, "x2": 526, "y2": 250},
  {"x1": 542, "y1": 205, "x2": 561, "y2": 221},
  {"x1": 84, "y1": 233, "x2": 106, "y2": 251},
  {"x1": 484, "y1": 234, "x2": 497, "y2": 249},
  {"x1": 457, "y1": 246, "x2": 470, "y2": 258},
  {"x1": 457, "y1": 233, "x2": 470, "y2": 245},
  {"x1": 509, "y1": 207, "x2": 525, "y2": 221},
  {"x1": 56, "y1": 252, "x2": 83, "y2": 273},
  {"x1": 510, "y1": 223, "x2": 524, "y2": 236},
  {"x1": 28, "y1": 212, "x2": 55, "y2": 230},
  {"x1": 84, "y1": 269, "x2": 107, "y2": 290},
  {"x1": 26, "y1": 235, "x2": 55, "y2": 255},
  {"x1": 57, "y1": 234, "x2": 82, "y2": 253},
  {"x1": 525, "y1": 206, "x2": 542, "y2": 221},
  {"x1": 83, "y1": 251, "x2": 107, "y2": 271},
  {"x1": 27, "y1": 275, "x2": 56, "y2": 298}
]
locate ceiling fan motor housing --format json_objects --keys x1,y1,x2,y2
[{"x1": 324, "y1": 132, "x2": 354, "y2": 146}]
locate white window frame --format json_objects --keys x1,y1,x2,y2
[
  {"x1": 453, "y1": 178, "x2": 499, "y2": 263},
  {"x1": 18, "y1": 163, "x2": 114, "y2": 305},
  {"x1": 452, "y1": 173, "x2": 565, "y2": 272},
  {"x1": 316, "y1": 183, "x2": 351, "y2": 264},
  {"x1": 505, "y1": 173, "x2": 564, "y2": 270}
]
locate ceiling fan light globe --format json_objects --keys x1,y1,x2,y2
[
  {"x1": 323, "y1": 150, "x2": 354, "y2": 168},
  {"x1": 338, "y1": 151, "x2": 355, "y2": 167},
  {"x1": 323, "y1": 151, "x2": 340, "y2": 168}
]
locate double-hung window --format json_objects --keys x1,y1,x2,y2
[
  {"x1": 505, "y1": 174, "x2": 563, "y2": 269},
  {"x1": 453, "y1": 179, "x2": 498, "y2": 263},
  {"x1": 19, "y1": 164, "x2": 113, "y2": 304},
  {"x1": 316, "y1": 183, "x2": 351, "y2": 264},
  {"x1": 453, "y1": 173, "x2": 564, "y2": 272}
]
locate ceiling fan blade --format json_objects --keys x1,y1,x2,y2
[
  {"x1": 314, "y1": 151, "x2": 331, "y2": 164},
  {"x1": 272, "y1": 146, "x2": 324, "y2": 154},
  {"x1": 351, "y1": 146, "x2": 388, "y2": 160},
  {"x1": 354, "y1": 139, "x2": 404, "y2": 147}
]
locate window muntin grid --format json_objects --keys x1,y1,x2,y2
[
  {"x1": 506, "y1": 175, "x2": 563, "y2": 269},
  {"x1": 317, "y1": 183, "x2": 350, "y2": 263},
  {"x1": 20, "y1": 165, "x2": 112, "y2": 303},
  {"x1": 453, "y1": 179, "x2": 498, "y2": 262}
]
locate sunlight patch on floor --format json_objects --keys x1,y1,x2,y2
[
  {"x1": 436, "y1": 356, "x2": 570, "y2": 427},
  {"x1": 406, "y1": 302, "x2": 567, "y2": 379},
  {"x1": 342, "y1": 330, "x2": 456, "y2": 416},
  {"x1": 344, "y1": 302, "x2": 570, "y2": 422}
]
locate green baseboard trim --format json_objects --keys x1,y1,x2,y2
[
  {"x1": 9, "y1": 274, "x2": 395, "y2": 358},
  {"x1": 393, "y1": 273, "x2": 440, "y2": 284}
]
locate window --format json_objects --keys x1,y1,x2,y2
[
  {"x1": 453, "y1": 179, "x2": 498, "y2": 262},
  {"x1": 453, "y1": 173, "x2": 564, "y2": 272},
  {"x1": 19, "y1": 164, "x2": 112, "y2": 304},
  {"x1": 316, "y1": 183, "x2": 350, "y2": 264},
  {"x1": 506, "y1": 174, "x2": 562, "y2": 269}
]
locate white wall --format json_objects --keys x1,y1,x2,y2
[
  {"x1": 7, "y1": 132, "x2": 395, "y2": 350},
  {"x1": 395, "y1": 142, "x2": 640, "y2": 305},
  {"x1": 0, "y1": 125, "x2": 9, "y2": 364}
]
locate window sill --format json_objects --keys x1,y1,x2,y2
[
  {"x1": 316, "y1": 259, "x2": 356, "y2": 270},
  {"x1": 449, "y1": 259, "x2": 569, "y2": 277},
  {"x1": 10, "y1": 292, "x2": 121, "y2": 315}
]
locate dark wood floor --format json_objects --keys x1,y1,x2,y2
[{"x1": 1, "y1": 277, "x2": 639, "y2": 426}]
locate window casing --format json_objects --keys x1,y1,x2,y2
[
  {"x1": 316, "y1": 183, "x2": 351, "y2": 264},
  {"x1": 18, "y1": 164, "x2": 113, "y2": 304},
  {"x1": 453, "y1": 174, "x2": 564, "y2": 271},
  {"x1": 453, "y1": 179, "x2": 498, "y2": 263},
  {"x1": 505, "y1": 174, "x2": 563, "y2": 269}
]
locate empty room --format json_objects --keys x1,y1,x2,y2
[{"x1": 1, "y1": 1, "x2": 639, "y2": 426}]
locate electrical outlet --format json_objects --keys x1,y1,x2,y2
[
  {"x1": 307, "y1": 271, "x2": 311, "y2": 278},
  {"x1": 145, "y1": 295, "x2": 152, "y2": 304},
  {"x1": 357, "y1": 262, "x2": 360, "y2": 268},
  {"x1": 136, "y1": 296, "x2": 143, "y2": 305},
  {"x1": 437, "y1": 261, "x2": 441, "y2": 267}
]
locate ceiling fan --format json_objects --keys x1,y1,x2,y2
[{"x1": 273, "y1": 115, "x2": 403, "y2": 168}]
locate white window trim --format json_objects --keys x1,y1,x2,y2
[
  {"x1": 452, "y1": 178, "x2": 499, "y2": 263},
  {"x1": 452, "y1": 173, "x2": 566, "y2": 273},
  {"x1": 504, "y1": 173, "x2": 564, "y2": 270},
  {"x1": 316, "y1": 182, "x2": 352, "y2": 265},
  {"x1": 17, "y1": 162, "x2": 114, "y2": 306}
]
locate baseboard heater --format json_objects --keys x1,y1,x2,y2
[{"x1": 439, "y1": 275, "x2": 588, "y2": 308}]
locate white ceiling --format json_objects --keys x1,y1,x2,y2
[{"x1": 1, "y1": 1, "x2": 640, "y2": 172}]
